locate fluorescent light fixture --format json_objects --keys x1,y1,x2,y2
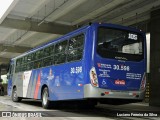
[{"x1": 0, "y1": 0, "x2": 14, "y2": 19}]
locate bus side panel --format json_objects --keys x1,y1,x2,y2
[
  {"x1": 15, "y1": 61, "x2": 85, "y2": 101},
  {"x1": 11, "y1": 28, "x2": 89, "y2": 101},
  {"x1": 12, "y1": 71, "x2": 32, "y2": 98},
  {"x1": 46, "y1": 61, "x2": 85, "y2": 101},
  {"x1": 26, "y1": 70, "x2": 39, "y2": 98}
]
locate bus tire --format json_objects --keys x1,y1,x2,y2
[
  {"x1": 12, "y1": 87, "x2": 22, "y2": 102},
  {"x1": 42, "y1": 87, "x2": 51, "y2": 109}
]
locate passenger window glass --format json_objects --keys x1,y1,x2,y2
[
  {"x1": 15, "y1": 66, "x2": 19, "y2": 73},
  {"x1": 35, "y1": 49, "x2": 43, "y2": 60},
  {"x1": 44, "y1": 47, "x2": 50, "y2": 57},
  {"x1": 44, "y1": 45, "x2": 54, "y2": 57},
  {"x1": 55, "y1": 40, "x2": 67, "y2": 53},
  {"x1": 67, "y1": 48, "x2": 83, "y2": 62},
  {"x1": 22, "y1": 56, "x2": 27, "y2": 63},
  {"x1": 22, "y1": 64, "x2": 27, "y2": 71},
  {"x1": 35, "y1": 51, "x2": 39, "y2": 60},
  {"x1": 34, "y1": 60, "x2": 43, "y2": 69},
  {"x1": 54, "y1": 53, "x2": 66, "y2": 64},
  {"x1": 67, "y1": 34, "x2": 84, "y2": 62},
  {"x1": 16, "y1": 58, "x2": 22, "y2": 66},
  {"x1": 27, "y1": 54, "x2": 32, "y2": 62},
  {"x1": 54, "y1": 40, "x2": 68, "y2": 64},
  {"x1": 43, "y1": 56, "x2": 53, "y2": 67},
  {"x1": 49, "y1": 45, "x2": 55, "y2": 55},
  {"x1": 31, "y1": 53, "x2": 35, "y2": 61},
  {"x1": 69, "y1": 34, "x2": 84, "y2": 50},
  {"x1": 15, "y1": 34, "x2": 84, "y2": 72},
  {"x1": 28, "y1": 62, "x2": 33, "y2": 70}
]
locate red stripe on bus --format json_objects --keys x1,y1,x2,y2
[{"x1": 34, "y1": 72, "x2": 41, "y2": 99}]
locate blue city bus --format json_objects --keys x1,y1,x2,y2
[{"x1": 7, "y1": 23, "x2": 146, "y2": 109}]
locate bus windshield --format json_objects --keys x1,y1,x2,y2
[{"x1": 97, "y1": 27, "x2": 144, "y2": 61}]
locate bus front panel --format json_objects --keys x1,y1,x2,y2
[{"x1": 84, "y1": 25, "x2": 146, "y2": 101}]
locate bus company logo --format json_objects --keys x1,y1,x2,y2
[
  {"x1": 115, "y1": 79, "x2": 125, "y2": 85},
  {"x1": 97, "y1": 63, "x2": 111, "y2": 69}
]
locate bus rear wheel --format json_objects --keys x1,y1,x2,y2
[
  {"x1": 42, "y1": 87, "x2": 52, "y2": 109},
  {"x1": 12, "y1": 87, "x2": 22, "y2": 102}
]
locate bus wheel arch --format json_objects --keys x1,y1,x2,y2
[
  {"x1": 12, "y1": 86, "x2": 22, "y2": 102},
  {"x1": 13, "y1": 85, "x2": 16, "y2": 89},
  {"x1": 41, "y1": 85, "x2": 52, "y2": 109},
  {"x1": 41, "y1": 85, "x2": 49, "y2": 98}
]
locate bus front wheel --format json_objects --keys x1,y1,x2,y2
[
  {"x1": 42, "y1": 87, "x2": 51, "y2": 109},
  {"x1": 12, "y1": 87, "x2": 22, "y2": 102}
]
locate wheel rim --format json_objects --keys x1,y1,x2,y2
[
  {"x1": 13, "y1": 90, "x2": 17, "y2": 100},
  {"x1": 43, "y1": 91, "x2": 48, "y2": 105}
]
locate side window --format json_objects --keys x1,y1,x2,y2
[
  {"x1": 24, "y1": 56, "x2": 28, "y2": 63},
  {"x1": 39, "y1": 49, "x2": 44, "y2": 59},
  {"x1": 35, "y1": 50, "x2": 40, "y2": 60},
  {"x1": 55, "y1": 40, "x2": 67, "y2": 53},
  {"x1": 68, "y1": 34, "x2": 84, "y2": 50},
  {"x1": 67, "y1": 34, "x2": 84, "y2": 62},
  {"x1": 22, "y1": 64, "x2": 26, "y2": 71},
  {"x1": 21, "y1": 56, "x2": 27, "y2": 71},
  {"x1": 44, "y1": 47, "x2": 50, "y2": 57},
  {"x1": 28, "y1": 62, "x2": 34, "y2": 70},
  {"x1": 49, "y1": 45, "x2": 55, "y2": 55},
  {"x1": 16, "y1": 58, "x2": 21, "y2": 66},
  {"x1": 27, "y1": 54, "x2": 32, "y2": 62},
  {"x1": 54, "y1": 40, "x2": 68, "y2": 64},
  {"x1": 8, "y1": 63, "x2": 14, "y2": 79},
  {"x1": 33, "y1": 49, "x2": 44, "y2": 69},
  {"x1": 16, "y1": 58, "x2": 23, "y2": 73},
  {"x1": 43, "y1": 45, "x2": 54, "y2": 67},
  {"x1": 15, "y1": 67, "x2": 19, "y2": 73},
  {"x1": 34, "y1": 60, "x2": 43, "y2": 69},
  {"x1": 43, "y1": 56, "x2": 53, "y2": 67},
  {"x1": 31, "y1": 53, "x2": 35, "y2": 61}
]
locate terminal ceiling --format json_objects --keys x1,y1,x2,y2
[{"x1": 0, "y1": 0, "x2": 160, "y2": 68}]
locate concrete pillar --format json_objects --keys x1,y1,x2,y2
[{"x1": 150, "y1": 8, "x2": 160, "y2": 107}]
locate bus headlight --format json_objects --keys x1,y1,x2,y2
[{"x1": 90, "y1": 67, "x2": 99, "y2": 87}]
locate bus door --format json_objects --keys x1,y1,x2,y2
[{"x1": 7, "y1": 61, "x2": 14, "y2": 96}]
